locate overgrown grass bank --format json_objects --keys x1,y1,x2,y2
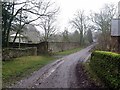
[
  {"x1": 55, "y1": 47, "x2": 82, "y2": 56},
  {"x1": 90, "y1": 51, "x2": 120, "y2": 89},
  {"x1": 83, "y1": 62, "x2": 105, "y2": 87},
  {"x1": 2, "y1": 55, "x2": 55, "y2": 87}
]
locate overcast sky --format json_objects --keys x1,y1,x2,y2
[{"x1": 36, "y1": 0, "x2": 120, "y2": 33}]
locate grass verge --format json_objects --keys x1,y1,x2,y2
[
  {"x1": 2, "y1": 55, "x2": 55, "y2": 87},
  {"x1": 55, "y1": 47, "x2": 82, "y2": 56},
  {"x1": 83, "y1": 61, "x2": 105, "y2": 87}
]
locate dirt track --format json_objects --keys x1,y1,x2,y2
[{"x1": 11, "y1": 44, "x2": 97, "y2": 88}]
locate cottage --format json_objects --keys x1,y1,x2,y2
[
  {"x1": 9, "y1": 24, "x2": 41, "y2": 44},
  {"x1": 9, "y1": 33, "x2": 28, "y2": 43}
]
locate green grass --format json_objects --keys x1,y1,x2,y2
[
  {"x1": 2, "y1": 55, "x2": 55, "y2": 87},
  {"x1": 83, "y1": 62, "x2": 105, "y2": 87},
  {"x1": 2, "y1": 47, "x2": 82, "y2": 87},
  {"x1": 55, "y1": 47, "x2": 82, "y2": 56}
]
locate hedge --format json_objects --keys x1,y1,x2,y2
[{"x1": 90, "y1": 51, "x2": 120, "y2": 89}]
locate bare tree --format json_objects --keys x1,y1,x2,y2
[
  {"x1": 13, "y1": 0, "x2": 59, "y2": 44},
  {"x1": 38, "y1": 9, "x2": 59, "y2": 42},
  {"x1": 2, "y1": 0, "x2": 59, "y2": 47},
  {"x1": 90, "y1": 4, "x2": 116, "y2": 33},
  {"x1": 62, "y1": 28, "x2": 70, "y2": 42},
  {"x1": 70, "y1": 10, "x2": 87, "y2": 45},
  {"x1": 90, "y1": 4, "x2": 117, "y2": 50},
  {"x1": 87, "y1": 29, "x2": 93, "y2": 43},
  {"x1": 70, "y1": 30, "x2": 80, "y2": 42}
]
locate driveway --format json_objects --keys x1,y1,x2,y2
[{"x1": 11, "y1": 44, "x2": 97, "y2": 88}]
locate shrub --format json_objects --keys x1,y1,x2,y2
[{"x1": 90, "y1": 51, "x2": 120, "y2": 89}]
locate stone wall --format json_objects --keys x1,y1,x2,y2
[
  {"x1": 2, "y1": 42, "x2": 80, "y2": 60},
  {"x1": 9, "y1": 42, "x2": 48, "y2": 55},
  {"x1": 9, "y1": 42, "x2": 80, "y2": 54},
  {"x1": 2, "y1": 47, "x2": 37, "y2": 61},
  {"x1": 2, "y1": 42, "x2": 80, "y2": 61},
  {"x1": 48, "y1": 42, "x2": 80, "y2": 53}
]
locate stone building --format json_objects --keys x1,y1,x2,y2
[
  {"x1": 111, "y1": 19, "x2": 120, "y2": 53},
  {"x1": 9, "y1": 34, "x2": 28, "y2": 43}
]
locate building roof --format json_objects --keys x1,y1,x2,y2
[
  {"x1": 10, "y1": 24, "x2": 41, "y2": 43},
  {"x1": 10, "y1": 34, "x2": 24, "y2": 37}
]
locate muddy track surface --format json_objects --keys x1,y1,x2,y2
[
  {"x1": 10, "y1": 44, "x2": 97, "y2": 88},
  {"x1": 76, "y1": 61, "x2": 99, "y2": 88}
]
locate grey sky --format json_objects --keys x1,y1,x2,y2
[{"x1": 36, "y1": 0, "x2": 119, "y2": 33}]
